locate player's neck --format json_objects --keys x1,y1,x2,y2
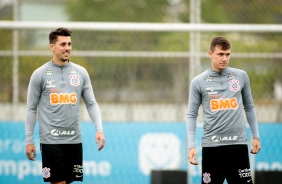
[{"x1": 52, "y1": 59, "x2": 69, "y2": 66}]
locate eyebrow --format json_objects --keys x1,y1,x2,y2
[
  {"x1": 60, "y1": 41, "x2": 72, "y2": 45},
  {"x1": 217, "y1": 52, "x2": 230, "y2": 55}
]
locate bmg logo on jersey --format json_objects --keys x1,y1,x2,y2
[
  {"x1": 210, "y1": 97, "x2": 238, "y2": 111},
  {"x1": 138, "y1": 133, "x2": 181, "y2": 175},
  {"x1": 50, "y1": 93, "x2": 77, "y2": 104}
]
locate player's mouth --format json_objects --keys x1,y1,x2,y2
[{"x1": 63, "y1": 52, "x2": 70, "y2": 57}]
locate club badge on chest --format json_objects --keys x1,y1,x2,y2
[
  {"x1": 229, "y1": 79, "x2": 240, "y2": 92},
  {"x1": 69, "y1": 74, "x2": 80, "y2": 87}
]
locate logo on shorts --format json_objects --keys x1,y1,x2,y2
[
  {"x1": 73, "y1": 165, "x2": 83, "y2": 178},
  {"x1": 238, "y1": 168, "x2": 251, "y2": 178},
  {"x1": 203, "y1": 172, "x2": 211, "y2": 183},
  {"x1": 42, "y1": 167, "x2": 51, "y2": 179}
]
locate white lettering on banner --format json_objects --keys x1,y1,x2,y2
[
  {"x1": 0, "y1": 160, "x2": 111, "y2": 181},
  {"x1": 0, "y1": 160, "x2": 42, "y2": 180},
  {"x1": 83, "y1": 161, "x2": 111, "y2": 176},
  {"x1": 257, "y1": 162, "x2": 282, "y2": 171},
  {"x1": 0, "y1": 139, "x2": 25, "y2": 153},
  {"x1": 138, "y1": 133, "x2": 181, "y2": 175},
  {"x1": 0, "y1": 139, "x2": 40, "y2": 153}
]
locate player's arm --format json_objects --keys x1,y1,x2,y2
[
  {"x1": 186, "y1": 78, "x2": 201, "y2": 164},
  {"x1": 81, "y1": 68, "x2": 105, "y2": 151},
  {"x1": 25, "y1": 70, "x2": 41, "y2": 160},
  {"x1": 241, "y1": 72, "x2": 261, "y2": 154},
  {"x1": 188, "y1": 147, "x2": 198, "y2": 165}
]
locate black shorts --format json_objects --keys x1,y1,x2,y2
[
  {"x1": 40, "y1": 143, "x2": 83, "y2": 183},
  {"x1": 202, "y1": 144, "x2": 253, "y2": 184}
]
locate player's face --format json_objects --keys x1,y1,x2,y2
[
  {"x1": 50, "y1": 36, "x2": 72, "y2": 64},
  {"x1": 208, "y1": 45, "x2": 230, "y2": 72}
]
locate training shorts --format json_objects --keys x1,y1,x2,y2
[
  {"x1": 40, "y1": 143, "x2": 83, "y2": 183},
  {"x1": 202, "y1": 144, "x2": 253, "y2": 184}
]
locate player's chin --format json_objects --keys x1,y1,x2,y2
[
  {"x1": 220, "y1": 65, "x2": 227, "y2": 69},
  {"x1": 61, "y1": 58, "x2": 69, "y2": 62}
]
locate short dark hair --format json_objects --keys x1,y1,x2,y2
[
  {"x1": 49, "y1": 27, "x2": 72, "y2": 44},
  {"x1": 210, "y1": 36, "x2": 231, "y2": 52}
]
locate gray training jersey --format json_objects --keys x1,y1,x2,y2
[
  {"x1": 186, "y1": 67, "x2": 259, "y2": 149},
  {"x1": 25, "y1": 61, "x2": 103, "y2": 145}
]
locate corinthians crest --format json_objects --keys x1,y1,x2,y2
[
  {"x1": 203, "y1": 172, "x2": 211, "y2": 183},
  {"x1": 229, "y1": 79, "x2": 240, "y2": 92},
  {"x1": 69, "y1": 74, "x2": 80, "y2": 87},
  {"x1": 42, "y1": 167, "x2": 51, "y2": 179}
]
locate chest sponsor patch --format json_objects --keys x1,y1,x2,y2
[
  {"x1": 210, "y1": 97, "x2": 238, "y2": 111},
  {"x1": 227, "y1": 73, "x2": 236, "y2": 79},
  {"x1": 46, "y1": 69, "x2": 54, "y2": 75},
  {"x1": 50, "y1": 93, "x2": 77, "y2": 104},
  {"x1": 205, "y1": 75, "x2": 213, "y2": 82},
  {"x1": 70, "y1": 68, "x2": 77, "y2": 73}
]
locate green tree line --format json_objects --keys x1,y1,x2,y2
[{"x1": 0, "y1": 0, "x2": 281, "y2": 102}]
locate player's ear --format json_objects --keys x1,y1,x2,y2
[
  {"x1": 50, "y1": 44, "x2": 54, "y2": 51},
  {"x1": 208, "y1": 50, "x2": 212, "y2": 58}
]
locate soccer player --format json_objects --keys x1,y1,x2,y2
[
  {"x1": 25, "y1": 27, "x2": 105, "y2": 184},
  {"x1": 186, "y1": 36, "x2": 261, "y2": 184}
]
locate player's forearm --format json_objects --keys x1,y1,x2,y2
[
  {"x1": 87, "y1": 102, "x2": 103, "y2": 133},
  {"x1": 245, "y1": 108, "x2": 260, "y2": 139},
  {"x1": 25, "y1": 108, "x2": 37, "y2": 145},
  {"x1": 186, "y1": 117, "x2": 197, "y2": 149}
]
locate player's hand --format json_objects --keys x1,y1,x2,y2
[
  {"x1": 26, "y1": 144, "x2": 36, "y2": 161},
  {"x1": 188, "y1": 147, "x2": 198, "y2": 165},
  {"x1": 96, "y1": 132, "x2": 105, "y2": 151},
  {"x1": 250, "y1": 138, "x2": 261, "y2": 154}
]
